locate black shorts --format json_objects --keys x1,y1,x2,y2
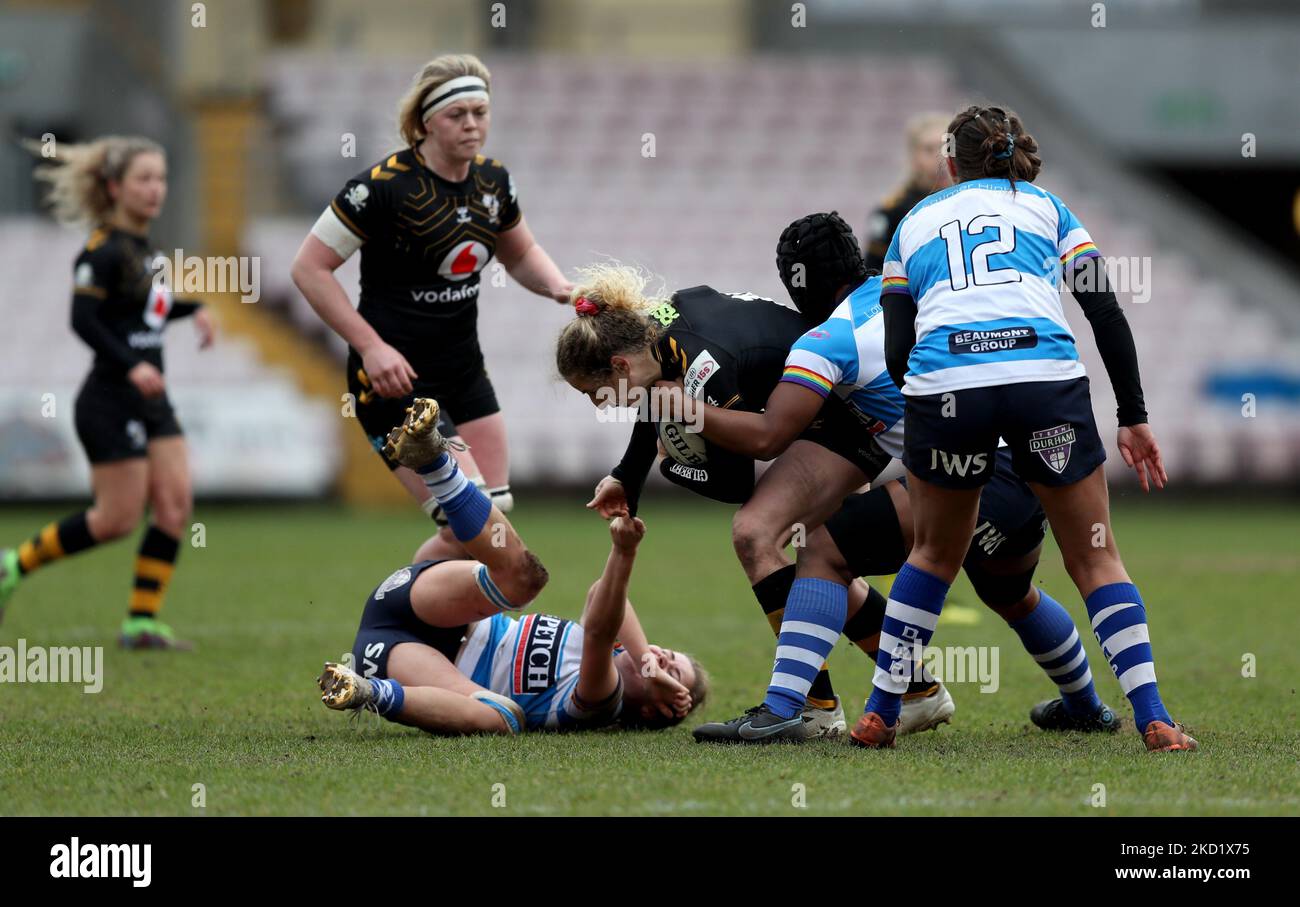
[
  {"x1": 800, "y1": 394, "x2": 894, "y2": 482},
  {"x1": 351, "y1": 559, "x2": 468, "y2": 680},
  {"x1": 74, "y1": 373, "x2": 182, "y2": 464},
  {"x1": 346, "y1": 350, "x2": 500, "y2": 470},
  {"x1": 827, "y1": 449, "x2": 1046, "y2": 577},
  {"x1": 902, "y1": 377, "x2": 1106, "y2": 489}
]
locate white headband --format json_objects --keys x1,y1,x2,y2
[{"x1": 420, "y1": 76, "x2": 489, "y2": 119}]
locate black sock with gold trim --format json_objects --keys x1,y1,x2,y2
[
  {"x1": 16, "y1": 512, "x2": 97, "y2": 575},
  {"x1": 130, "y1": 527, "x2": 180, "y2": 618}
]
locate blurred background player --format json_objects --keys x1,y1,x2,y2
[
  {"x1": 290, "y1": 53, "x2": 570, "y2": 562},
  {"x1": 861, "y1": 112, "x2": 952, "y2": 271},
  {"x1": 688, "y1": 212, "x2": 1119, "y2": 743},
  {"x1": 555, "y1": 263, "x2": 950, "y2": 738},
  {"x1": 0, "y1": 137, "x2": 215, "y2": 648},
  {"x1": 860, "y1": 105, "x2": 1196, "y2": 753},
  {"x1": 318, "y1": 397, "x2": 704, "y2": 733}
]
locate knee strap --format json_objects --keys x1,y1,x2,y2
[
  {"x1": 965, "y1": 562, "x2": 1037, "y2": 608},
  {"x1": 475, "y1": 562, "x2": 530, "y2": 612},
  {"x1": 487, "y1": 485, "x2": 514, "y2": 513},
  {"x1": 470, "y1": 690, "x2": 524, "y2": 734}
]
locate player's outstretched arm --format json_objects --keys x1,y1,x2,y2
[
  {"x1": 496, "y1": 218, "x2": 572, "y2": 303},
  {"x1": 574, "y1": 517, "x2": 643, "y2": 706},
  {"x1": 1065, "y1": 258, "x2": 1166, "y2": 491},
  {"x1": 654, "y1": 380, "x2": 824, "y2": 461}
]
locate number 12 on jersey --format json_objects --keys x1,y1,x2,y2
[{"x1": 938, "y1": 215, "x2": 1022, "y2": 291}]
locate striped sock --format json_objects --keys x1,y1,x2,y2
[
  {"x1": 764, "y1": 578, "x2": 847, "y2": 719},
  {"x1": 754, "y1": 566, "x2": 837, "y2": 709},
  {"x1": 1009, "y1": 589, "x2": 1102, "y2": 717},
  {"x1": 866, "y1": 564, "x2": 949, "y2": 726},
  {"x1": 368, "y1": 677, "x2": 405, "y2": 717},
  {"x1": 844, "y1": 584, "x2": 940, "y2": 693},
  {"x1": 130, "y1": 527, "x2": 179, "y2": 617},
  {"x1": 16, "y1": 512, "x2": 97, "y2": 575},
  {"x1": 417, "y1": 453, "x2": 491, "y2": 542},
  {"x1": 1085, "y1": 582, "x2": 1171, "y2": 732}
]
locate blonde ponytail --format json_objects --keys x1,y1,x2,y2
[
  {"x1": 24, "y1": 135, "x2": 164, "y2": 226},
  {"x1": 555, "y1": 263, "x2": 669, "y2": 381}
]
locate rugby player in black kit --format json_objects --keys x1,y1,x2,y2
[
  {"x1": 292, "y1": 53, "x2": 569, "y2": 563},
  {"x1": 555, "y1": 264, "x2": 949, "y2": 739},
  {"x1": 1, "y1": 137, "x2": 213, "y2": 648}
]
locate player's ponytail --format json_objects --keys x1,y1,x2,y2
[
  {"x1": 946, "y1": 105, "x2": 1041, "y2": 189},
  {"x1": 24, "y1": 135, "x2": 164, "y2": 226},
  {"x1": 397, "y1": 53, "x2": 492, "y2": 147},
  {"x1": 555, "y1": 263, "x2": 667, "y2": 382}
]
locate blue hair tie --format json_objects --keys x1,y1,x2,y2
[{"x1": 995, "y1": 133, "x2": 1017, "y2": 160}]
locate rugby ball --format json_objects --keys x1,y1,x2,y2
[{"x1": 658, "y1": 421, "x2": 708, "y2": 466}]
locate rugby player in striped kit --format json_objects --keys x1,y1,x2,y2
[
  {"x1": 556, "y1": 263, "x2": 953, "y2": 739},
  {"x1": 858, "y1": 106, "x2": 1196, "y2": 752},
  {"x1": 678, "y1": 213, "x2": 1119, "y2": 744},
  {"x1": 316, "y1": 399, "x2": 705, "y2": 734}
]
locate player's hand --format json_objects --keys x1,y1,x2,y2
[
  {"x1": 641, "y1": 645, "x2": 692, "y2": 719},
  {"x1": 1117, "y1": 423, "x2": 1167, "y2": 492},
  {"x1": 127, "y1": 361, "x2": 165, "y2": 399},
  {"x1": 609, "y1": 515, "x2": 645, "y2": 552},
  {"x1": 587, "y1": 475, "x2": 629, "y2": 519},
  {"x1": 194, "y1": 308, "x2": 216, "y2": 349},
  {"x1": 361, "y1": 341, "x2": 417, "y2": 398},
  {"x1": 552, "y1": 282, "x2": 575, "y2": 305}
]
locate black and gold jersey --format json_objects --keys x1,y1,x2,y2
[
  {"x1": 610, "y1": 286, "x2": 809, "y2": 509},
  {"x1": 70, "y1": 226, "x2": 200, "y2": 379},
  {"x1": 325, "y1": 148, "x2": 522, "y2": 376},
  {"x1": 862, "y1": 181, "x2": 930, "y2": 272}
]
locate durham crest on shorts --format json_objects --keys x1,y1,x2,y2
[{"x1": 1029, "y1": 424, "x2": 1076, "y2": 474}]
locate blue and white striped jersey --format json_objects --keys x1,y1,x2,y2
[
  {"x1": 456, "y1": 612, "x2": 621, "y2": 731},
  {"x1": 779, "y1": 276, "x2": 906, "y2": 459},
  {"x1": 881, "y1": 177, "x2": 1101, "y2": 396}
]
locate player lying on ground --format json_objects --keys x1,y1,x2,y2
[
  {"x1": 556, "y1": 265, "x2": 953, "y2": 739},
  {"x1": 317, "y1": 398, "x2": 705, "y2": 734},
  {"x1": 660, "y1": 213, "x2": 1118, "y2": 744}
]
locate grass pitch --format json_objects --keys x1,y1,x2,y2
[{"x1": 1, "y1": 497, "x2": 1297, "y2": 816}]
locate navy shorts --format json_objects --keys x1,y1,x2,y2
[
  {"x1": 827, "y1": 450, "x2": 1046, "y2": 577},
  {"x1": 350, "y1": 559, "x2": 468, "y2": 680},
  {"x1": 902, "y1": 377, "x2": 1106, "y2": 489}
]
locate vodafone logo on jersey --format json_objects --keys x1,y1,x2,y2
[
  {"x1": 142, "y1": 284, "x2": 173, "y2": 331},
  {"x1": 438, "y1": 240, "x2": 490, "y2": 282}
]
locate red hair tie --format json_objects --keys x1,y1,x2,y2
[{"x1": 574, "y1": 296, "x2": 599, "y2": 316}]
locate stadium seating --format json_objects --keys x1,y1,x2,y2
[
  {"x1": 0, "y1": 218, "x2": 340, "y2": 497},
  {"x1": 245, "y1": 54, "x2": 1300, "y2": 485}
]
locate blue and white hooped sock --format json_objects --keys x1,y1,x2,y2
[
  {"x1": 368, "y1": 677, "x2": 405, "y2": 718},
  {"x1": 1084, "y1": 582, "x2": 1172, "y2": 732},
  {"x1": 417, "y1": 453, "x2": 491, "y2": 542},
  {"x1": 1009, "y1": 588, "x2": 1103, "y2": 717},
  {"x1": 764, "y1": 578, "x2": 848, "y2": 719},
  {"x1": 866, "y1": 564, "x2": 949, "y2": 726}
]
